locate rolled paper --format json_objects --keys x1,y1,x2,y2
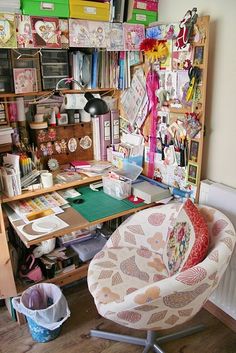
[{"x1": 16, "y1": 97, "x2": 26, "y2": 122}]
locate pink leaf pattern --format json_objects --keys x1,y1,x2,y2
[
  {"x1": 111, "y1": 230, "x2": 121, "y2": 246},
  {"x1": 124, "y1": 231, "x2": 137, "y2": 245},
  {"x1": 126, "y1": 287, "x2": 138, "y2": 295},
  {"x1": 153, "y1": 273, "x2": 168, "y2": 282},
  {"x1": 208, "y1": 250, "x2": 219, "y2": 262},
  {"x1": 108, "y1": 251, "x2": 118, "y2": 261},
  {"x1": 89, "y1": 282, "x2": 98, "y2": 292},
  {"x1": 127, "y1": 225, "x2": 145, "y2": 235},
  {"x1": 93, "y1": 251, "x2": 105, "y2": 260},
  {"x1": 165, "y1": 314, "x2": 179, "y2": 325},
  {"x1": 147, "y1": 310, "x2": 168, "y2": 324},
  {"x1": 176, "y1": 267, "x2": 207, "y2": 285},
  {"x1": 117, "y1": 311, "x2": 142, "y2": 323},
  {"x1": 112, "y1": 272, "x2": 123, "y2": 286},
  {"x1": 98, "y1": 270, "x2": 113, "y2": 279},
  {"x1": 137, "y1": 248, "x2": 152, "y2": 258},
  {"x1": 148, "y1": 213, "x2": 166, "y2": 226},
  {"x1": 96, "y1": 261, "x2": 116, "y2": 268},
  {"x1": 163, "y1": 283, "x2": 210, "y2": 308},
  {"x1": 120, "y1": 256, "x2": 149, "y2": 282},
  {"x1": 220, "y1": 237, "x2": 233, "y2": 251},
  {"x1": 208, "y1": 271, "x2": 217, "y2": 280},
  {"x1": 178, "y1": 308, "x2": 193, "y2": 317},
  {"x1": 212, "y1": 219, "x2": 228, "y2": 236},
  {"x1": 135, "y1": 305, "x2": 158, "y2": 312}
]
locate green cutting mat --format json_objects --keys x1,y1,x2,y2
[{"x1": 69, "y1": 186, "x2": 145, "y2": 222}]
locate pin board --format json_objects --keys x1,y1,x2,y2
[{"x1": 142, "y1": 15, "x2": 210, "y2": 202}]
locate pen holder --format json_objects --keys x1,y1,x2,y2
[{"x1": 102, "y1": 175, "x2": 131, "y2": 200}]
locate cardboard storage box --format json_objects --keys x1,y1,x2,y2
[
  {"x1": 21, "y1": 0, "x2": 69, "y2": 18},
  {"x1": 69, "y1": 0, "x2": 110, "y2": 21},
  {"x1": 134, "y1": 0, "x2": 158, "y2": 12},
  {"x1": 128, "y1": 8, "x2": 157, "y2": 25}
]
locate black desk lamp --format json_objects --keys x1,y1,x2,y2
[{"x1": 55, "y1": 78, "x2": 109, "y2": 116}]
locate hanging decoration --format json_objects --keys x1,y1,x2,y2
[
  {"x1": 176, "y1": 8, "x2": 198, "y2": 49},
  {"x1": 140, "y1": 39, "x2": 169, "y2": 178},
  {"x1": 140, "y1": 38, "x2": 169, "y2": 63}
]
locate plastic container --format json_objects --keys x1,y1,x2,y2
[
  {"x1": 12, "y1": 283, "x2": 70, "y2": 343},
  {"x1": 27, "y1": 317, "x2": 61, "y2": 343},
  {"x1": 103, "y1": 162, "x2": 143, "y2": 200},
  {"x1": 102, "y1": 175, "x2": 132, "y2": 200}
]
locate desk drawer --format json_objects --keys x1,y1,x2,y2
[{"x1": 69, "y1": 0, "x2": 110, "y2": 21}]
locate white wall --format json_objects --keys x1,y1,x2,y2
[{"x1": 159, "y1": 0, "x2": 236, "y2": 188}]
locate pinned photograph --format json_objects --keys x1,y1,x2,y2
[{"x1": 187, "y1": 162, "x2": 198, "y2": 185}]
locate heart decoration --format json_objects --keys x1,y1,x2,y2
[{"x1": 34, "y1": 20, "x2": 56, "y2": 42}]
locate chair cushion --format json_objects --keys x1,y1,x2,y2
[
  {"x1": 163, "y1": 199, "x2": 209, "y2": 275},
  {"x1": 88, "y1": 246, "x2": 168, "y2": 305}
]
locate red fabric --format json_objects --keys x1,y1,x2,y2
[{"x1": 181, "y1": 199, "x2": 209, "y2": 270}]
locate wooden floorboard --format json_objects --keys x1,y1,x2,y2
[{"x1": 0, "y1": 280, "x2": 236, "y2": 353}]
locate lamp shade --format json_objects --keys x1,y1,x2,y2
[{"x1": 84, "y1": 92, "x2": 109, "y2": 116}]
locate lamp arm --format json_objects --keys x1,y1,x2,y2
[{"x1": 55, "y1": 77, "x2": 85, "y2": 91}]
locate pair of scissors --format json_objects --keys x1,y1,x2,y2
[{"x1": 186, "y1": 66, "x2": 201, "y2": 102}]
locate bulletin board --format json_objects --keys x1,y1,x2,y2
[{"x1": 142, "y1": 15, "x2": 210, "y2": 201}]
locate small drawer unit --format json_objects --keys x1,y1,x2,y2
[
  {"x1": 21, "y1": 0, "x2": 69, "y2": 18},
  {"x1": 0, "y1": 50, "x2": 14, "y2": 93},
  {"x1": 69, "y1": 0, "x2": 110, "y2": 21},
  {"x1": 40, "y1": 49, "x2": 69, "y2": 90}
]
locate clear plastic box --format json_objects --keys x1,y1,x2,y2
[{"x1": 102, "y1": 175, "x2": 131, "y2": 200}]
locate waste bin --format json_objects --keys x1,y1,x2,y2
[{"x1": 12, "y1": 283, "x2": 70, "y2": 343}]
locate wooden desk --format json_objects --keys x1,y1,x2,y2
[{"x1": 0, "y1": 175, "x2": 156, "y2": 297}]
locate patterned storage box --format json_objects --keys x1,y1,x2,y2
[
  {"x1": 21, "y1": 0, "x2": 69, "y2": 18},
  {"x1": 69, "y1": 0, "x2": 110, "y2": 21}
]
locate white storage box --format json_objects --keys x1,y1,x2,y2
[{"x1": 0, "y1": 0, "x2": 21, "y2": 12}]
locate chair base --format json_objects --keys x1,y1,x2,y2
[{"x1": 90, "y1": 324, "x2": 205, "y2": 353}]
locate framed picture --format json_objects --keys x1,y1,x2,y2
[
  {"x1": 187, "y1": 162, "x2": 199, "y2": 185},
  {"x1": 189, "y1": 140, "x2": 199, "y2": 162},
  {"x1": 13, "y1": 68, "x2": 38, "y2": 94}
]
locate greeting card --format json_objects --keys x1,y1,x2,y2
[
  {"x1": 31, "y1": 16, "x2": 61, "y2": 49},
  {"x1": 146, "y1": 23, "x2": 179, "y2": 40},
  {"x1": 177, "y1": 70, "x2": 191, "y2": 107},
  {"x1": 108, "y1": 23, "x2": 124, "y2": 51},
  {"x1": 13, "y1": 68, "x2": 38, "y2": 94},
  {"x1": 69, "y1": 19, "x2": 110, "y2": 48},
  {"x1": 0, "y1": 13, "x2": 17, "y2": 48},
  {"x1": 59, "y1": 19, "x2": 69, "y2": 49},
  {"x1": 15, "y1": 15, "x2": 33, "y2": 48},
  {"x1": 159, "y1": 40, "x2": 172, "y2": 70},
  {"x1": 123, "y1": 23, "x2": 145, "y2": 51},
  {"x1": 172, "y1": 42, "x2": 193, "y2": 70}
]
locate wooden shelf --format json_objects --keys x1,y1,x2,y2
[
  {"x1": 13, "y1": 201, "x2": 156, "y2": 248},
  {"x1": 0, "y1": 88, "x2": 116, "y2": 99},
  {"x1": 16, "y1": 263, "x2": 89, "y2": 294},
  {"x1": 0, "y1": 175, "x2": 102, "y2": 204},
  {"x1": 0, "y1": 143, "x2": 12, "y2": 153}
]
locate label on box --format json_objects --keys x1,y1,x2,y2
[
  {"x1": 41, "y1": 2, "x2": 54, "y2": 10},
  {"x1": 84, "y1": 6, "x2": 97, "y2": 14},
  {"x1": 136, "y1": 14, "x2": 147, "y2": 21},
  {"x1": 136, "y1": 1, "x2": 147, "y2": 9}
]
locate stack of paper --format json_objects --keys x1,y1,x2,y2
[{"x1": 0, "y1": 127, "x2": 13, "y2": 144}]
